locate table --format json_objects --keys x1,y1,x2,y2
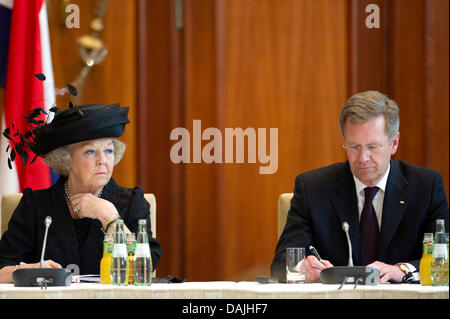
[{"x1": 0, "y1": 281, "x2": 447, "y2": 299}]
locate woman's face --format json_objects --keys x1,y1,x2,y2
[{"x1": 68, "y1": 138, "x2": 114, "y2": 191}]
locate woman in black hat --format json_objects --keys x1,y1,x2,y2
[{"x1": 0, "y1": 103, "x2": 162, "y2": 283}]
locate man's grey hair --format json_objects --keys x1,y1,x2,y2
[
  {"x1": 43, "y1": 138, "x2": 126, "y2": 176},
  {"x1": 339, "y1": 90, "x2": 400, "y2": 140}
]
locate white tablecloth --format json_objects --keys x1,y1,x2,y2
[{"x1": 0, "y1": 281, "x2": 447, "y2": 299}]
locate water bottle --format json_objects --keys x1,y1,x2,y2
[
  {"x1": 134, "y1": 219, "x2": 152, "y2": 286},
  {"x1": 431, "y1": 219, "x2": 449, "y2": 286},
  {"x1": 111, "y1": 219, "x2": 128, "y2": 285}
]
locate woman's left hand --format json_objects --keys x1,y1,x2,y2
[{"x1": 70, "y1": 193, "x2": 118, "y2": 227}]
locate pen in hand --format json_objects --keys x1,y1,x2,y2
[{"x1": 309, "y1": 245, "x2": 325, "y2": 265}]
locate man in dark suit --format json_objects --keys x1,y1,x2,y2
[{"x1": 271, "y1": 91, "x2": 449, "y2": 283}]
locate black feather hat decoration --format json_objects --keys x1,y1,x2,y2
[
  {"x1": 2, "y1": 73, "x2": 77, "y2": 168},
  {"x1": 2, "y1": 74, "x2": 130, "y2": 168}
]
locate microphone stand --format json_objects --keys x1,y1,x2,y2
[
  {"x1": 319, "y1": 222, "x2": 380, "y2": 287},
  {"x1": 39, "y1": 216, "x2": 51, "y2": 268},
  {"x1": 343, "y1": 222, "x2": 353, "y2": 267},
  {"x1": 12, "y1": 217, "x2": 71, "y2": 288}
]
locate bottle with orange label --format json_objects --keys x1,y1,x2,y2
[
  {"x1": 100, "y1": 233, "x2": 114, "y2": 284},
  {"x1": 126, "y1": 233, "x2": 136, "y2": 285},
  {"x1": 420, "y1": 233, "x2": 434, "y2": 285}
]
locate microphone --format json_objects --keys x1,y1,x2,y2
[
  {"x1": 342, "y1": 222, "x2": 353, "y2": 267},
  {"x1": 12, "y1": 216, "x2": 71, "y2": 288},
  {"x1": 319, "y1": 221, "x2": 380, "y2": 287},
  {"x1": 40, "y1": 216, "x2": 52, "y2": 268}
]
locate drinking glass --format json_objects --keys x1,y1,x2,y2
[{"x1": 286, "y1": 247, "x2": 305, "y2": 283}]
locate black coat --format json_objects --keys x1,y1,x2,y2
[
  {"x1": 271, "y1": 160, "x2": 449, "y2": 281},
  {"x1": 0, "y1": 177, "x2": 162, "y2": 275}
]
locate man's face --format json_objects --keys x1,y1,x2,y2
[{"x1": 343, "y1": 115, "x2": 399, "y2": 186}]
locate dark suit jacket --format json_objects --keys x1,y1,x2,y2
[
  {"x1": 270, "y1": 160, "x2": 449, "y2": 282},
  {"x1": 0, "y1": 177, "x2": 162, "y2": 275}
]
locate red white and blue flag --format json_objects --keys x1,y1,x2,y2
[{"x1": 0, "y1": 0, "x2": 55, "y2": 201}]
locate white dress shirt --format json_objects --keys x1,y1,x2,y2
[{"x1": 353, "y1": 164, "x2": 390, "y2": 229}]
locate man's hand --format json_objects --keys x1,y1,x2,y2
[
  {"x1": 304, "y1": 255, "x2": 333, "y2": 283},
  {"x1": 367, "y1": 261, "x2": 405, "y2": 283}
]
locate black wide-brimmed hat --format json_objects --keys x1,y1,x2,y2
[
  {"x1": 31, "y1": 103, "x2": 130, "y2": 156},
  {"x1": 2, "y1": 74, "x2": 130, "y2": 168}
]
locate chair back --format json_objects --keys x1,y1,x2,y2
[
  {"x1": 277, "y1": 193, "x2": 293, "y2": 239},
  {"x1": 1, "y1": 193, "x2": 22, "y2": 238},
  {"x1": 144, "y1": 193, "x2": 156, "y2": 237}
]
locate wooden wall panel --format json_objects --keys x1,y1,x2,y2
[
  {"x1": 183, "y1": 0, "x2": 222, "y2": 281},
  {"x1": 136, "y1": 0, "x2": 185, "y2": 278},
  {"x1": 47, "y1": 0, "x2": 137, "y2": 188},
  {"x1": 389, "y1": 0, "x2": 426, "y2": 166},
  {"x1": 424, "y1": 0, "x2": 449, "y2": 200},
  {"x1": 350, "y1": 0, "x2": 390, "y2": 94},
  {"x1": 182, "y1": 0, "x2": 349, "y2": 281}
]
